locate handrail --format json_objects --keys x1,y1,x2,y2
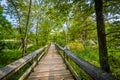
[
  {"x1": 0, "y1": 45, "x2": 49, "y2": 80},
  {"x1": 56, "y1": 45, "x2": 80, "y2": 80},
  {"x1": 56, "y1": 44, "x2": 115, "y2": 80}
]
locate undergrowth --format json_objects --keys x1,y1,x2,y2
[
  {"x1": 71, "y1": 48, "x2": 120, "y2": 80},
  {"x1": 0, "y1": 45, "x2": 39, "y2": 79}
]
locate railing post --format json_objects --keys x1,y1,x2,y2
[
  {"x1": 56, "y1": 43, "x2": 115, "y2": 80},
  {"x1": 66, "y1": 54, "x2": 69, "y2": 61},
  {"x1": 31, "y1": 57, "x2": 35, "y2": 72},
  {"x1": 0, "y1": 45, "x2": 46, "y2": 80},
  {"x1": 36, "y1": 54, "x2": 39, "y2": 65},
  {"x1": 63, "y1": 50, "x2": 69, "y2": 69},
  {"x1": 63, "y1": 52, "x2": 65, "y2": 62}
]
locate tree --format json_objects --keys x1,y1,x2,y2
[
  {"x1": 94, "y1": 0, "x2": 110, "y2": 73},
  {"x1": 0, "y1": 6, "x2": 13, "y2": 39},
  {"x1": 6, "y1": 0, "x2": 32, "y2": 56},
  {"x1": 22, "y1": 0, "x2": 32, "y2": 56},
  {"x1": 7, "y1": 0, "x2": 24, "y2": 52}
]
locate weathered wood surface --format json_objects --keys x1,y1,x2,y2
[
  {"x1": 56, "y1": 44, "x2": 115, "y2": 80},
  {"x1": 0, "y1": 46, "x2": 46, "y2": 80},
  {"x1": 28, "y1": 44, "x2": 74, "y2": 80}
]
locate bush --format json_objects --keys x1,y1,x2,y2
[
  {"x1": 0, "y1": 49, "x2": 22, "y2": 68},
  {"x1": 0, "y1": 41, "x2": 20, "y2": 50},
  {"x1": 68, "y1": 40, "x2": 84, "y2": 51}
]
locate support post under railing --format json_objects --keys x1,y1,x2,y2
[
  {"x1": 55, "y1": 44, "x2": 80, "y2": 80},
  {"x1": 0, "y1": 44, "x2": 49, "y2": 80},
  {"x1": 56, "y1": 44, "x2": 115, "y2": 80}
]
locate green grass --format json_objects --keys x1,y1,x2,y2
[
  {"x1": 0, "y1": 46, "x2": 38, "y2": 68},
  {"x1": 65, "y1": 48, "x2": 99, "y2": 80},
  {"x1": 70, "y1": 48, "x2": 120, "y2": 80},
  {"x1": 59, "y1": 50, "x2": 92, "y2": 80},
  {"x1": 8, "y1": 62, "x2": 31, "y2": 80},
  {"x1": 0, "y1": 45, "x2": 41, "y2": 79},
  {"x1": 71, "y1": 48, "x2": 100, "y2": 67},
  {"x1": 27, "y1": 46, "x2": 37, "y2": 54},
  {"x1": 108, "y1": 51, "x2": 120, "y2": 80},
  {"x1": 69, "y1": 60, "x2": 91, "y2": 80},
  {"x1": 0, "y1": 49, "x2": 22, "y2": 68}
]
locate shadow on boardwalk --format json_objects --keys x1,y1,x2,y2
[{"x1": 27, "y1": 44, "x2": 74, "y2": 80}]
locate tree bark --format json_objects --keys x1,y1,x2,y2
[
  {"x1": 23, "y1": 0, "x2": 32, "y2": 56},
  {"x1": 94, "y1": 0, "x2": 110, "y2": 72},
  {"x1": 8, "y1": 0, "x2": 24, "y2": 56},
  {"x1": 36, "y1": 20, "x2": 39, "y2": 48}
]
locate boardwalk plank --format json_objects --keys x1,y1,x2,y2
[{"x1": 27, "y1": 44, "x2": 74, "y2": 80}]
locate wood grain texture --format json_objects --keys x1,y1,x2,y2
[
  {"x1": 0, "y1": 47, "x2": 45, "y2": 80},
  {"x1": 28, "y1": 44, "x2": 74, "y2": 80}
]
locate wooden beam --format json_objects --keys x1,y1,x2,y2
[
  {"x1": 0, "y1": 46, "x2": 45, "y2": 80},
  {"x1": 56, "y1": 44, "x2": 115, "y2": 80}
]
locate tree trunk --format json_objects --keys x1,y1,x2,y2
[
  {"x1": 94, "y1": 0, "x2": 110, "y2": 72},
  {"x1": 21, "y1": 38, "x2": 25, "y2": 56},
  {"x1": 8, "y1": 0, "x2": 24, "y2": 56},
  {"x1": 36, "y1": 20, "x2": 39, "y2": 48},
  {"x1": 23, "y1": 0, "x2": 32, "y2": 56}
]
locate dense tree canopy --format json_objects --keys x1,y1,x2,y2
[{"x1": 0, "y1": 0, "x2": 120, "y2": 79}]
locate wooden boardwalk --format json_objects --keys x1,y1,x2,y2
[{"x1": 27, "y1": 44, "x2": 74, "y2": 80}]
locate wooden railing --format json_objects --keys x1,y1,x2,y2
[
  {"x1": 0, "y1": 45, "x2": 49, "y2": 80},
  {"x1": 56, "y1": 44, "x2": 115, "y2": 80}
]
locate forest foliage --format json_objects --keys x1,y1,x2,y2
[{"x1": 0, "y1": 0, "x2": 120, "y2": 79}]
